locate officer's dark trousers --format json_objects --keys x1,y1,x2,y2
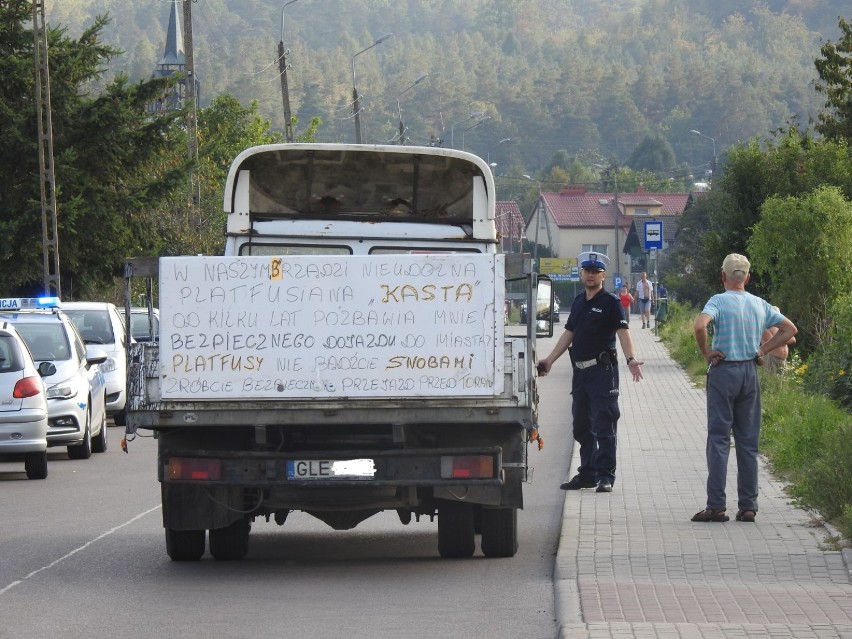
[{"x1": 571, "y1": 364, "x2": 620, "y2": 484}]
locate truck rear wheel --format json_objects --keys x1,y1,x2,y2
[
  {"x1": 209, "y1": 518, "x2": 250, "y2": 560},
  {"x1": 437, "y1": 501, "x2": 475, "y2": 558},
  {"x1": 480, "y1": 507, "x2": 518, "y2": 557},
  {"x1": 166, "y1": 528, "x2": 205, "y2": 561}
]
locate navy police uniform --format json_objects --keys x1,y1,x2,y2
[{"x1": 565, "y1": 265, "x2": 629, "y2": 486}]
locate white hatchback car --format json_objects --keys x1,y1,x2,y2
[
  {"x1": 0, "y1": 298, "x2": 109, "y2": 460},
  {"x1": 0, "y1": 321, "x2": 53, "y2": 479},
  {"x1": 63, "y1": 302, "x2": 129, "y2": 426}
]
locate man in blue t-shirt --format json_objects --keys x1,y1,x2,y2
[
  {"x1": 691, "y1": 253, "x2": 797, "y2": 524},
  {"x1": 537, "y1": 251, "x2": 644, "y2": 493}
]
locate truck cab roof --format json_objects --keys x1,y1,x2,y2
[{"x1": 224, "y1": 144, "x2": 497, "y2": 243}]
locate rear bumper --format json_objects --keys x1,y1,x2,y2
[{"x1": 0, "y1": 414, "x2": 48, "y2": 452}]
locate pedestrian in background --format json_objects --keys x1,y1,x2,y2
[
  {"x1": 636, "y1": 272, "x2": 654, "y2": 328},
  {"x1": 762, "y1": 306, "x2": 796, "y2": 374},
  {"x1": 537, "y1": 252, "x2": 644, "y2": 494},
  {"x1": 692, "y1": 254, "x2": 797, "y2": 523},
  {"x1": 619, "y1": 285, "x2": 634, "y2": 322}
]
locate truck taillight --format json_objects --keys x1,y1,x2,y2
[
  {"x1": 440, "y1": 455, "x2": 494, "y2": 479},
  {"x1": 168, "y1": 457, "x2": 221, "y2": 481}
]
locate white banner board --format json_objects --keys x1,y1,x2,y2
[{"x1": 158, "y1": 254, "x2": 505, "y2": 399}]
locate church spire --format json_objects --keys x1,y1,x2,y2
[{"x1": 158, "y1": 0, "x2": 185, "y2": 67}]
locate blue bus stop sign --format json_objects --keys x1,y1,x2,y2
[{"x1": 644, "y1": 220, "x2": 663, "y2": 250}]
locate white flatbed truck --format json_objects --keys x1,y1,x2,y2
[{"x1": 124, "y1": 144, "x2": 554, "y2": 560}]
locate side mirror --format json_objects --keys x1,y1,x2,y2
[
  {"x1": 37, "y1": 361, "x2": 57, "y2": 377},
  {"x1": 535, "y1": 277, "x2": 555, "y2": 338},
  {"x1": 85, "y1": 347, "x2": 109, "y2": 366}
]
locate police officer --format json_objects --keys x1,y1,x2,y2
[{"x1": 537, "y1": 252, "x2": 644, "y2": 492}]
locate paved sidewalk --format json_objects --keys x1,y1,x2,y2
[{"x1": 554, "y1": 320, "x2": 852, "y2": 638}]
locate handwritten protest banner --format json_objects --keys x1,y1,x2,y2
[{"x1": 158, "y1": 254, "x2": 505, "y2": 399}]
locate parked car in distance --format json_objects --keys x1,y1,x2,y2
[
  {"x1": 0, "y1": 320, "x2": 55, "y2": 479},
  {"x1": 129, "y1": 307, "x2": 159, "y2": 343},
  {"x1": 0, "y1": 297, "x2": 109, "y2": 459},
  {"x1": 62, "y1": 301, "x2": 129, "y2": 426}
]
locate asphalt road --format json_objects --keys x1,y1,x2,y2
[{"x1": 0, "y1": 331, "x2": 573, "y2": 639}]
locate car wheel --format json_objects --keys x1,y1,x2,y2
[
  {"x1": 24, "y1": 451, "x2": 48, "y2": 480},
  {"x1": 67, "y1": 407, "x2": 93, "y2": 460},
  {"x1": 209, "y1": 518, "x2": 251, "y2": 560},
  {"x1": 91, "y1": 398, "x2": 108, "y2": 454},
  {"x1": 166, "y1": 528, "x2": 206, "y2": 561}
]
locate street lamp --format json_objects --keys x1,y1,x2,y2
[
  {"x1": 278, "y1": 0, "x2": 300, "y2": 143},
  {"x1": 351, "y1": 33, "x2": 393, "y2": 144},
  {"x1": 450, "y1": 112, "x2": 483, "y2": 149},
  {"x1": 396, "y1": 73, "x2": 428, "y2": 145},
  {"x1": 461, "y1": 115, "x2": 491, "y2": 151},
  {"x1": 690, "y1": 129, "x2": 716, "y2": 180},
  {"x1": 486, "y1": 137, "x2": 511, "y2": 164}
]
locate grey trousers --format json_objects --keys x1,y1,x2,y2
[{"x1": 705, "y1": 360, "x2": 761, "y2": 512}]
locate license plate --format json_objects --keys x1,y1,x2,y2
[{"x1": 286, "y1": 459, "x2": 375, "y2": 480}]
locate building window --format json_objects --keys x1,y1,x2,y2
[
  {"x1": 634, "y1": 208, "x2": 650, "y2": 216},
  {"x1": 582, "y1": 244, "x2": 608, "y2": 254}
]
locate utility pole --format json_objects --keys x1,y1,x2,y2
[
  {"x1": 278, "y1": 0, "x2": 300, "y2": 143},
  {"x1": 32, "y1": 0, "x2": 60, "y2": 297},
  {"x1": 183, "y1": 0, "x2": 200, "y2": 230}
]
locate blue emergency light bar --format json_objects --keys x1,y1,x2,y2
[{"x1": 0, "y1": 297, "x2": 61, "y2": 310}]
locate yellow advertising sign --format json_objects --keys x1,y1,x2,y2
[{"x1": 539, "y1": 258, "x2": 575, "y2": 273}]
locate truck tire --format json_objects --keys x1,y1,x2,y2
[
  {"x1": 437, "y1": 501, "x2": 475, "y2": 558},
  {"x1": 480, "y1": 507, "x2": 519, "y2": 557},
  {"x1": 24, "y1": 451, "x2": 48, "y2": 479},
  {"x1": 209, "y1": 518, "x2": 250, "y2": 560},
  {"x1": 166, "y1": 528, "x2": 206, "y2": 561}
]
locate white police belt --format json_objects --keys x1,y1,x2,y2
[{"x1": 574, "y1": 358, "x2": 598, "y2": 370}]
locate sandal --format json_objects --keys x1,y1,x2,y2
[
  {"x1": 735, "y1": 510, "x2": 756, "y2": 522},
  {"x1": 691, "y1": 508, "x2": 729, "y2": 522}
]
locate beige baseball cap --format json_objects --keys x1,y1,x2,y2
[{"x1": 722, "y1": 253, "x2": 750, "y2": 277}]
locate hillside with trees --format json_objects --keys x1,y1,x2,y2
[{"x1": 46, "y1": 0, "x2": 846, "y2": 175}]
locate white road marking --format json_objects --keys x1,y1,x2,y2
[{"x1": 0, "y1": 505, "x2": 161, "y2": 595}]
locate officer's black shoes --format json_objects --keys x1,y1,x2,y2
[
  {"x1": 560, "y1": 475, "x2": 596, "y2": 490},
  {"x1": 595, "y1": 480, "x2": 613, "y2": 493}
]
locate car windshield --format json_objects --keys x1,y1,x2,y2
[
  {"x1": 64, "y1": 309, "x2": 115, "y2": 345},
  {"x1": 13, "y1": 323, "x2": 72, "y2": 361}
]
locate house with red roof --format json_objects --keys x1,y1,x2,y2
[{"x1": 526, "y1": 185, "x2": 691, "y2": 285}]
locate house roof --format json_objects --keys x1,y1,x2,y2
[
  {"x1": 538, "y1": 189, "x2": 691, "y2": 235},
  {"x1": 621, "y1": 191, "x2": 708, "y2": 251}
]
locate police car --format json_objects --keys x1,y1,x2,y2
[
  {"x1": 0, "y1": 321, "x2": 54, "y2": 478},
  {"x1": 0, "y1": 298, "x2": 109, "y2": 459},
  {"x1": 63, "y1": 301, "x2": 129, "y2": 425}
]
